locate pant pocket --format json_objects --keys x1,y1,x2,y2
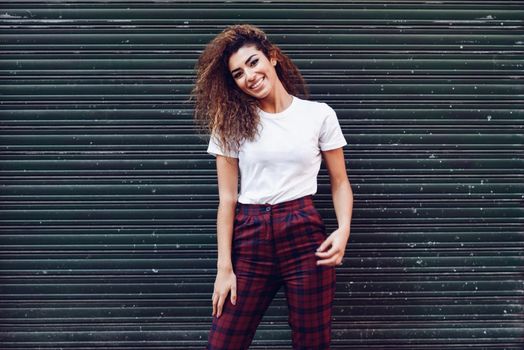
[{"x1": 308, "y1": 205, "x2": 327, "y2": 236}]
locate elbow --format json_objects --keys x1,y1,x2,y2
[
  {"x1": 218, "y1": 194, "x2": 238, "y2": 207},
  {"x1": 331, "y1": 177, "x2": 353, "y2": 197},
  {"x1": 331, "y1": 175, "x2": 351, "y2": 191}
]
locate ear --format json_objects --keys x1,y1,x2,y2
[{"x1": 269, "y1": 51, "x2": 278, "y2": 66}]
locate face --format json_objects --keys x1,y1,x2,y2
[{"x1": 228, "y1": 44, "x2": 278, "y2": 100}]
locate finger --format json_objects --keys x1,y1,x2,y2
[
  {"x1": 315, "y1": 250, "x2": 335, "y2": 258},
  {"x1": 230, "y1": 283, "x2": 237, "y2": 306},
  {"x1": 217, "y1": 294, "x2": 225, "y2": 318},
  {"x1": 316, "y1": 244, "x2": 338, "y2": 258},
  {"x1": 317, "y1": 256, "x2": 338, "y2": 266},
  {"x1": 212, "y1": 293, "x2": 217, "y2": 316},
  {"x1": 317, "y1": 252, "x2": 342, "y2": 265}
]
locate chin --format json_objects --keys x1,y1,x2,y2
[{"x1": 247, "y1": 89, "x2": 270, "y2": 100}]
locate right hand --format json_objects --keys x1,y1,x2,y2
[{"x1": 212, "y1": 267, "x2": 237, "y2": 318}]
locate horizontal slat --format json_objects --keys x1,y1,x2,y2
[{"x1": 1, "y1": 0, "x2": 523, "y2": 349}]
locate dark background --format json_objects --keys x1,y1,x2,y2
[{"x1": 0, "y1": 1, "x2": 523, "y2": 348}]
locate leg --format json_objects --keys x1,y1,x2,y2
[
  {"x1": 272, "y1": 200, "x2": 337, "y2": 349},
  {"x1": 284, "y1": 265, "x2": 336, "y2": 350},
  {"x1": 207, "y1": 210, "x2": 282, "y2": 350},
  {"x1": 206, "y1": 270, "x2": 282, "y2": 350}
]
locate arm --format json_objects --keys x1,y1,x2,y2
[
  {"x1": 315, "y1": 147, "x2": 354, "y2": 266},
  {"x1": 212, "y1": 155, "x2": 239, "y2": 317},
  {"x1": 215, "y1": 155, "x2": 239, "y2": 270}
]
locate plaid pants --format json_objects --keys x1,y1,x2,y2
[{"x1": 206, "y1": 195, "x2": 336, "y2": 350}]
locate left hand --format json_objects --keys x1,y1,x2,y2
[{"x1": 315, "y1": 228, "x2": 349, "y2": 267}]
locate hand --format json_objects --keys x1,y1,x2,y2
[
  {"x1": 212, "y1": 267, "x2": 237, "y2": 318},
  {"x1": 315, "y1": 227, "x2": 349, "y2": 267}
]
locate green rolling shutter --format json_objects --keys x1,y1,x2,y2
[{"x1": 0, "y1": 1, "x2": 522, "y2": 349}]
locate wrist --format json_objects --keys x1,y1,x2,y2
[
  {"x1": 217, "y1": 261, "x2": 233, "y2": 271},
  {"x1": 337, "y1": 225, "x2": 350, "y2": 235}
]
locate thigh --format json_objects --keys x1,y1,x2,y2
[
  {"x1": 231, "y1": 209, "x2": 276, "y2": 277},
  {"x1": 275, "y1": 203, "x2": 336, "y2": 349},
  {"x1": 273, "y1": 203, "x2": 328, "y2": 276},
  {"x1": 207, "y1": 272, "x2": 282, "y2": 350},
  {"x1": 207, "y1": 211, "x2": 282, "y2": 350}
]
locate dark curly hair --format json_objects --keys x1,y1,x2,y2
[{"x1": 191, "y1": 24, "x2": 309, "y2": 156}]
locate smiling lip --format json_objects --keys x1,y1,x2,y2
[{"x1": 250, "y1": 77, "x2": 264, "y2": 90}]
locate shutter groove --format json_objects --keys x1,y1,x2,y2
[{"x1": 0, "y1": 1, "x2": 522, "y2": 349}]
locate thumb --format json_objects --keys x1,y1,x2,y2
[{"x1": 316, "y1": 235, "x2": 331, "y2": 252}]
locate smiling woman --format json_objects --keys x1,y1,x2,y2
[
  {"x1": 228, "y1": 46, "x2": 280, "y2": 101},
  {"x1": 192, "y1": 24, "x2": 308, "y2": 158},
  {"x1": 191, "y1": 24, "x2": 354, "y2": 350}
]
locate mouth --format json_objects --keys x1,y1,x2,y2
[{"x1": 250, "y1": 77, "x2": 264, "y2": 90}]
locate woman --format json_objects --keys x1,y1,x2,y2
[{"x1": 192, "y1": 24, "x2": 353, "y2": 350}]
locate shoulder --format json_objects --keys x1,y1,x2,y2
[
  {"x1": 294, "y1": 96, "x2": 335, "y2": 118},
  {"x1": 295, "y1": 97, "x2": 335, "y2": 114}
]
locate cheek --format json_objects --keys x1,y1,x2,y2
[{"x1": 233, "y1": 78, "x2": 246, "y2": 90}]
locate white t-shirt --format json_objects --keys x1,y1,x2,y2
[{"x1": 207, "y1": 95, "x2": 347, "y2": 204}]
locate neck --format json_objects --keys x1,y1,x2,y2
[{"x1": 258, "y1": 81, "x2": 292, "y2": 113}]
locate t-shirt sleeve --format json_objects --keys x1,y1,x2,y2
[
  {"x1": 319, "y1": 104, "x2": 347, "y2": 151},
  {"x1": 207, "y1": 132, "x2": 239, "y2": 158}
]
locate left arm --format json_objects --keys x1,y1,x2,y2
[{"x1": 315, "y1": 147, "x2": 353, "y2": 266}]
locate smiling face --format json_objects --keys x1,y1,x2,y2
[{"x1": 228, "y1": 44, "x2": 278, "y2": 100}]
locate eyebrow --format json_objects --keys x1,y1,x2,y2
[{"x1": 230, "y1": 54, "x2": 258, "y2": 74}]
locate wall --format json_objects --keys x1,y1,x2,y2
[{"x1": 0, "y1": 0, "x2": 523, "y2": 348}]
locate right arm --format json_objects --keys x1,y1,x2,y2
[{"x1": 212, "y1": 155, "x2": 239, "y2": 318}]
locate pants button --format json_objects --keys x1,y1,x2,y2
[{"x1": 265, "y1": 207, "x2": 271, "y2": 212}]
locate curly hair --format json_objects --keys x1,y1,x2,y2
[{"x1": 191, "y1": 24, "x2": 309, "y2": 156}]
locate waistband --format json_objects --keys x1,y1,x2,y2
[{"x1": 236, "y1": 195, "x2": 315, "y2": 215}]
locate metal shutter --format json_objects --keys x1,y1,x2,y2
[{"x1": 1, "y1": 1, "x2": 522, "y2": 349}]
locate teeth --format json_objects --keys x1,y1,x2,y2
[{"x1": 251, "y1": 77, "x2": 263, "y2": 89}]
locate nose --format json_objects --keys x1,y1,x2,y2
[{"x1": 245, "y1": 68, "x2": 256, "y2": 81}]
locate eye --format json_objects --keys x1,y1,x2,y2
[{"x1": 231, "y1": 58, "x2": 258, "y2": 80}]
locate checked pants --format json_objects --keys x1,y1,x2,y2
[{"x1": 206, "y1": 194, "x2": 336, "y2": 350}]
